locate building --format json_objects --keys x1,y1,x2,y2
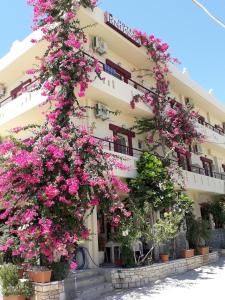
[{"x1": 0, "y1": 6, "x2": 225, "y2": 267}]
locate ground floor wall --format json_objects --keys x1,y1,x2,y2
[{"x1": 110, "y1": 252, "x2": 219, "y2": 289}]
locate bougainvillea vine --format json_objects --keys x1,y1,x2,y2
[
  {"x1": 130, "y1": 31, "x2": 204, "y2": 157},
  {"x1": 0, "y1": 0, "x2": 130, "y2": 266}
]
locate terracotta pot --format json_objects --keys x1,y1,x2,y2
[
  {"x1": 180, "y1": 249, "x2": 194, "y2": 259},
  {"x1": 197, "y1": 246, "x2": 209, "y2": 255},
  {"x1": 159, "y1": 254, "x2": 169, "y2": 263},
  {"x1": 28, "y1": 270, "x2": 52, "y2": 283},
  {"x1": 17, "y1": 268, "x2": 24, "y2": 279},
  {"x1": 3, "y1": 296, "x2": 25, "y2": 300}
]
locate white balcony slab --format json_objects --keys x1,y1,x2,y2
[
  {"x1": 0, "y1": 91, "x2": 45, "y2": 126},
  {"x1": 87, "y1": 71, "x2": 153, "y2": 118},
  {"x1": 104, "y1": 150, "x2": 138, "y2": 178},
  {"x1": 196, "y1": 123, "x2": 225, "y2": 150},
  {"x1": 183, "y1": 170, "x2": 225, "y2": 194}
]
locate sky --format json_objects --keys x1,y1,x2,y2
[{"x1": 1, "y1": 0, "x2": 225, "y2": 103}]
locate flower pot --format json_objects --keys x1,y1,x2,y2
[
  {"x1": 180, "y1": 249, "x2": 194, "y2": 259},
  {"x1": 197, "y1": 246, "x2": 209, "y2": 255},
  {"x1": 28, "y1": 270, "x2": 52, "y2": 283},
  {"x1": 17, "y1": 268, "x2": 24, "y2": 279},
  {"x1": 3, "y1": 296, "x2": 25, "y2": 300},
  {"x1": 159, "y1": 254, "x2": 169, "y2": 263}
]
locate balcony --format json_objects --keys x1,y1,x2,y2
[
  {"x1": 94, "y1": 137, "x2": 142, "y2": 178},
  {"x1": 95, "y1": 137, "x2": 225, "y2": 192},
  {"x1": 85, "y1": 71, "x2": 153, "y2": 118},
  {"x1": 0, "y1": 90, "x2": 46, "y2": 127},
  {"x1": 183, "y1": 166, "x2": 225, "y2": 194},
  {"x1": 196, "y1": 122, "x2": 225, "y2": 149}
]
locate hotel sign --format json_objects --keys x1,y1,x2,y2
[{"x1": 104, "y1": 12, "x2": 141, "y2": 47}]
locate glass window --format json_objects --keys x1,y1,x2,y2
[{"x1": 117, "y1": 135, "x2": 127, "y2": 155}]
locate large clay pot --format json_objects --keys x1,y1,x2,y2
[
  {"x1": 3, "y1": 296, "x2": 25, "y2": 300},
  {"x1": 28, "y1": 270, "x2": 52, "y2": 283},
  {"x1": 159, "y1": 254, "x2": 169, "y2": 263},
  {"x1": 180, "y1": 249, "x2": 194, "y2": 259},
  {"x1": 197, "y1": 246, "x2": 209, "y2": 255}
]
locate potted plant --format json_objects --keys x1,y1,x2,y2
[
  {"x1": 159, "y1": 246, "x2": 170, "y2": 263},
  {"x1": 187, "y1": 217, "x2": 211, "y2": 256},
  {"x1": 159, "y1": 252, "x2": 169, "y2": 263},
  {"x1": 180, "y1": 240, "x2": 194, "y2": 258},
  {"x1": 0, "y1": 264, "x2": 33, "y2": 300},
  {"x1": 28, "y1": 265, "x2": 52, "y2": 283}
]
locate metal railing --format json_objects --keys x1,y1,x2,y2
[
  {"x1": 0, "y1": 78, "x2": 39, "y2": 107},
  {"x1": 93, "y1": 136, "x2": 143, "y2": 158},
  {"x1": 94, "y1": 136, "x2": 225, "y2": 182},
  {"x1": 199, "y1": 120, "x2": 225, "y2": 136}
]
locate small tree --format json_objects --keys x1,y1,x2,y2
[
  {"x1": 114, "y1": 152, "x2": 194, "y2": 266},
  {"x1": 128, "y1": 152, "x2": 177, "y2": 210}
]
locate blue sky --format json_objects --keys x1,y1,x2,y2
[{"x1": 1, "y1": 1, "x2": 225, "y2": 102}]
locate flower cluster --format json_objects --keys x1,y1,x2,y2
[
  {"x1": 0, "y1": 124, "x2": 129, "y2": 262},
  {"x1": 130, "y1": 31, "x2": 204, "y2": 156},
  {"x1": 0, "y1": 0, "x2": 130, "y2": 266}
]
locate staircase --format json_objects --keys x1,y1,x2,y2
[{"x1": 63, "y1": 268, "x2": 113, "y2": 300}]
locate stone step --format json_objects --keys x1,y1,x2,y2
[
  {"x1": 76, "y1": 274, "x2": 105, "y2": 289},
  {"x1": 75, "y1": 282, "x2": 113, "y2": 300}
]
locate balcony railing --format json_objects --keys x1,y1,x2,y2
[
  {"x1": 93, "y1": 136, "x2": 143, "y2": 158},
  {"x1": 94, "y1": 136, "x2": 225, "y2": 182}
]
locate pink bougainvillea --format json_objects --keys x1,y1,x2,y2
[
  {"x1": 0, "y1": 0, "x2": 129, "y2": 266},
  {"x1": 130, "y1": 31, "x2": 204, "y2": 157}
]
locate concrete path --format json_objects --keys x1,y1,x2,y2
[{"x1": 100, "y1": 258, "x2": 225, "y2": 299}]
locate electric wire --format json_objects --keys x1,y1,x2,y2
[{"x1": 192, "y1": 0, "x2": 225, "y2": 29}]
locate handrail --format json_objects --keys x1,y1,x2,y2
[
  {"x1": 94, "y1": 136, "x2": 225, "y2": 181},
  {"x1": 199, "y1": 120, "x2": 225, "y2": 136},
  {"x1": 0, "y1": 78, "x2": 39, "y2": 107}
]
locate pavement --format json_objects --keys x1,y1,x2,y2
[{"x1": 99, "y1": 258, "x2": 225, "y2": 299}]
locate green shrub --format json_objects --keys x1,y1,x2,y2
[
  {"x1": 187, "y1": 217, "x2": 211, "y2": 248},
  {"x1": 0, "y1": 264, "x2": 33, "y2": 297}
]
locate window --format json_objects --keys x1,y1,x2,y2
[
  {"x1": 200, "y1": 157, "x2": 213, "y2": 177},
  {"x1": 176, "y1": 151, "x2": 191, "y2": 171},
  {"x1": 178, "y1": 154, "x2": 190, "y2": 171},
  {"x1": 109, "y1": 124, "x2": 135, "y2": 156},
  {"x1": 117, "y1": 135, "x2": 127, "y2": 155}
]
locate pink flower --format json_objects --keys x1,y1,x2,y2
[
  {"x1": 90, "y1": 196, "x2": 99, "y2": 206},
  {"x1": 166, "y1": 107, "x2": 177, "y2": 118},
  {"x1": 26, "y1": 68, "x2": 36, "y2": 75},
  {"x1": 45, "y1": 185, "x2": 60, "y2": 200},
  {"x1": 67, "y1": 178, "x2": 79, "y2": 195},
  {"x1": 70, "y1": 261, "x2": 77, "y2": 270}
]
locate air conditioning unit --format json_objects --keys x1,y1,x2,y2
[
  {"x1": 92, "y1": 36, "x2": 108, "y2": 55},
  {"x1": 95, "y1": 103, "x2": 110, "y2": 120}
]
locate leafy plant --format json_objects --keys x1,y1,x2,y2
[
  {"x1": 128, "y1": 152, "x2": 177, "y2": 210},
  {"x1": 186, "y1": 216, "x2": 211, "y2": 248},
  {"x1": 0, "y1": 264, "x2": 33, "y2": 297},
  {"x1": 204, "y1": 199, "x2": 225, "y2": 228},
  {"x1": 51, "y1": 261, "x2": 69, "y2": 281}
]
